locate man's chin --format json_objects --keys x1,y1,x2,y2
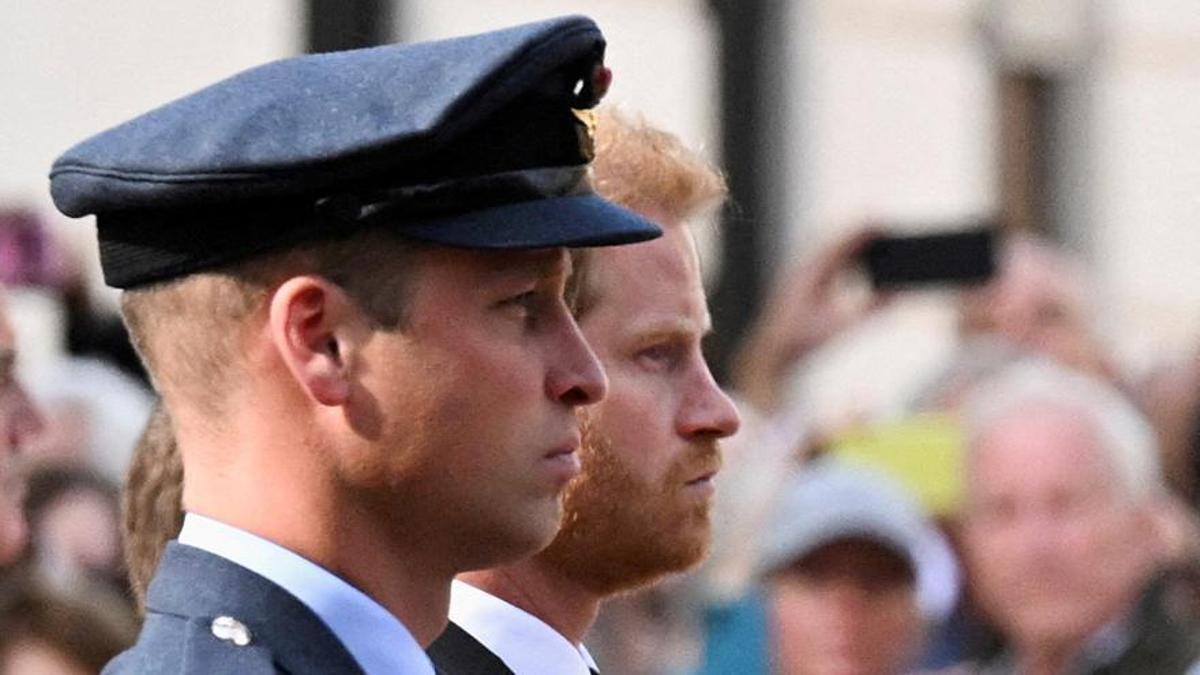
[
  {"x1": 522, "y1": 498, "x2": 567, "y2": 554},
  {"x1": 544, "y1": 425, "x2": 719, "y2": 594},
  {"x1": 667, "y1": 526, "x2": 712, "y2": 572},
  {"x1": 536, "y1": 523, "x2": 711, "y2": 596},
  {"x1": 456, "y1": 501, "x2": 565, "y2": 571},
  {"x1": 620, "y1": 531, "x2": 711, "y2": 592}
]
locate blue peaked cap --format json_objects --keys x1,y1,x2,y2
[{"x1": 49, "y1": 15, "x2": 661, "y2": 288}]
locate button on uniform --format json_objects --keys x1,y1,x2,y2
[{"x1": 211, "y1": 616, "x2": 253, "y2": 647}]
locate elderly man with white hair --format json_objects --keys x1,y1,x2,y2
[{"x1": 961, "y1": 358, "x2": 1200, "y2": 675}]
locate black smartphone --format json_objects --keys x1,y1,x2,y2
[{"x1": 862, "y1": 224, "x2": 997, "y2": 289}]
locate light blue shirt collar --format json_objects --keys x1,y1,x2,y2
[{"x1": 178, "y1": 513, "x2": 434, "y2": 675}]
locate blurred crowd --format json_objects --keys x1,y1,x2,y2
[
  {"x1": 588, "y1": 226, "x2": 1200, "y2": 675},
  {"x1": 0, "y1": 209, "x2": 148, "y2": 674},
  {"x1": 3, "y1": 194, "x2": 1200, "y2": 674}
]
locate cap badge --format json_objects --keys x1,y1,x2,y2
[{"x1": 572, "y1": 108, "x2": 597, "y2": 161}]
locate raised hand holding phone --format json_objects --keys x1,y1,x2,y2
[
  {"x1": 733, "y1": 226, "x2": 892, "y2": 413},
  {"x1": 861, "y1": 222, "x2": 997, "y2": 289}
]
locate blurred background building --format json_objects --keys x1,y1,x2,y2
[
  {"x1": 4, "y1": 0, "x2": 1199, "y2": 420},
  {"x1": 4, "y1": 2, "x2": 1200, "y2": 673}
]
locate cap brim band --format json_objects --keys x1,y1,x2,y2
[
  {"x1": 97, "y1": 192, "x2": 660, "y2": 288},
  {"x1": 394, "y1": 193, "x2": 661, "y2": 249}
]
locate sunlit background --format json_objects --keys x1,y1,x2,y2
[
  {"x1": 5, "y1": 1, "x2": 1199, "y2": 415},
  {"x1": 2, "y1": 3, "x2": 1200, "y2": 672}
]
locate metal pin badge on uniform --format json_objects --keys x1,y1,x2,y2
[{"x1": 211, "y1": 616, "x2": 253, "y2": 646}]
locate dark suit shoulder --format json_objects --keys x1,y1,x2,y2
[
  {"x1": 428, "y1": 621, "x2": 515, "y2": 675},
  {"x1": 103, "y1": 612, "x2": 278, "y2": 674}
]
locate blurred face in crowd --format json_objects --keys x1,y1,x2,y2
[
  {"x1": 0, "y1": 297, "x2": 43, "y2": 459},
  {"x1": 0, "y1": 293, "x2": 43, "y2": 565},
  {"x1": 962, "y1": 406, "x2": 1157, "y2": 651},
  {"x1": 958, "y1": 237, "x2": 1110, "y2": 378},
  {"x1": 358, "y1": 246, "x2": 606, "y2": 569},
  {"x1": 33, "y1": 486, "x2": 121, "y2": 583},
  {"x1": 536, "y1": 221, "x2": 740, "y2": 593},
  {"x1": 768, "y1": 538, "x2": 922, "y2": 675},
  {"x1": 0, "y1": 638, "x2": 90, "y2": 675}
]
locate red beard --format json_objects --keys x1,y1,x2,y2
[{"x1": 535, "y1": 416, "x2": 721, "y2": 595}]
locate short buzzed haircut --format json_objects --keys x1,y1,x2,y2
[{"x1": 121, "y1": 230, "x2": 420, "y2": 418}]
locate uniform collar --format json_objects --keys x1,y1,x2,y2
[
  {"x1": 179, "y1": 512, "x2": 435, "y2": 675},
  {"x1": 449, "y1": 579, "x2": 598, "y2": 675}
]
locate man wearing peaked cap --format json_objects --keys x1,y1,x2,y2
[{"x1": 50, "y1": 15, "x2": 658, "y2": 675}]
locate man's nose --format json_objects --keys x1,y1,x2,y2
[
  {"x1": 678, "y1": 363, "x2": 740, "y2": 439},
  {"x1": 547, "y1": 317, "x2": 608, "y2": 407}
]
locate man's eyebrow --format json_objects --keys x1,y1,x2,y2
[
  {"x1": 535, "y1": 251, "x2": 572, "y2": 279},
  {"x1": 499, "y1": 250, "x2": 571, "y2": 283},
  {"x1": 627, "y1": 315, "x2": 712, "y2": 344}
]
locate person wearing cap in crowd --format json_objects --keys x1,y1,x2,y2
[
  {"x1": 0, "y1": 290, "x2": 45, "y2": 569},
  {"x1": 49, "y1": 16, "x2": 659, "y2": 675},
  {"x1": 423, "y1": 108, "x2": 740, "y2": 674},
  {"x1": 701, "y1": 457, "x2": 947, "y2": 675},
  {"x1": 960, "y1": 358, "x2": 1200, "y2": 675}
]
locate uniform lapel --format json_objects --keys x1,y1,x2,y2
[{"x1": 145, "y1": 542, "x2": 366, "y2": 675}]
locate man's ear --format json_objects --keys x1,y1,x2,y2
[{"x1": 267, "y1": 276, "x2": 361, "y2": 406}]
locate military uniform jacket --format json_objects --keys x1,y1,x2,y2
[{"x1": 104, "y1": 542, "x2": 366, "y2": 674}]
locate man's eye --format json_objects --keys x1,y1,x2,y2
[
  {"x1": 637, "y1": 344, "x2": 679, "y2": 368},
  {"x1": 500, "y1": 290, "x2": 537, "y2": 310},
  {"x1": 499, "y1": 290, "x2": 552, "y2": 328}
]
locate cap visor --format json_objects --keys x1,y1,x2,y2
[
  {"x1": 393, "y1": 193, "x2": 661, "y2": 249},
  {"x1": 759, "y1": 519, "x2": 918, "y2": 579}
]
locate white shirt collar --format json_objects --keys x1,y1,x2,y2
[
  {"x1": 449, "y1": 579, "x2": 598, "y2": 675},
  {"x1": 178, "y1": 513, "x2": 434, "y2": 675}
]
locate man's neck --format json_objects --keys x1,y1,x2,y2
[
  {"x1": 1012, "y1": 579, "x2": 1150, "y2": 675},
  {"x1": 1014, "y1": 613, "x2": 1139, "y2": 675},
  {"x1": 181, "y1": 431, "x2": 456, "y2": 646},
  {"x1": 187, "y1": 496, "x2": 457, "y2": 645},
  {"x1": 332, "y1": 518, "x2": 457, "y2": 646},
  {"x1": 1014, "y1": 624, "x2": 1118, "y2": 675},
  {"x1": 1015, "y1": 646, "x2": 1075, "y2": 675},
  {"x1": 459, "y1": 559, "x2": 604, "y2": 645}
]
